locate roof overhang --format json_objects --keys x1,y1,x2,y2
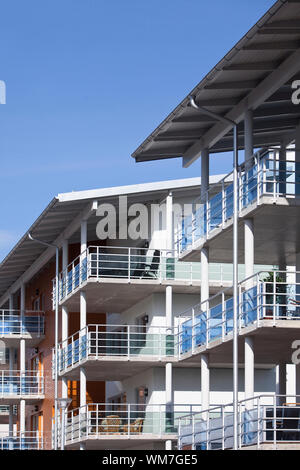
[
  {"x1": 131, "y1": 0, "x2": 300, "y2": 167},
  {"x1": 0, "y1": 176, "x2": 224, "y2": 302}
]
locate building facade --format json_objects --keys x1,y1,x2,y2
[{"x1": 131, "y1": 0, "x2": 300, "y2": 451}]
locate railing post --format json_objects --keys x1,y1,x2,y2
[
  {"x1": 222, "y1": 292, "x2": 226, "y2": 341},
  {"x1": 222, "y1": 180, "x2": 225, "y2": 228},
  {"x1": 222, "y1": 405, "x2": 225, "y2": 450},
  {"x1": 273, "y1": 395, "x2": 277, "y2": 450},
  {"x1": 206, "y1": 301, "x2": 209, "y2": 348},
  {"x1": 257, "y1": 398, "x2": 261, "y2": 450},
  {"x1": 127, "y1": 404, "x2": 130, "y2": 437},
  {"x1": 127, "y1": 325, "x2": 130, "y2": 359},
  {"x1": 192, "y1": 308, "x2": 195, "y2": 354},
  {"x1": 128, "y1": 248, "x2": 131, "y2": 281}
]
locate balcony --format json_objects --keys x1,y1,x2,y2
[
  {"x1": 178, "y1": 150, "x2": 300, "y2": 264},
  {"x1": 0, "y1": 405, "x2": 17, "y2": 424},
  {"x1": 178, "y1": 270, "x2": 300, "y2": 366},
  {"x1": 0, "y1": 432, "x2": 43, "y2": 450},
  {"x1": 0, "y1": 310, "x2": 44, "y2": 346},
  {"x1": 178, "y1": 395, "x2": 300, "y2": 450},
  {"x1": 53, "y1": 246, "x2": 233, "y2": 312},
  {"x1": 54, "y1": 324, "x2": 183, "y2": 380},
  {"x1": 0, "y1": 371, "x2": 44, "y2": 404},
  {"x1": 58, "y1": 403, "x2": 201, "y2": 450}
]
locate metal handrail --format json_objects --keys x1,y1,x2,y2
[
  {"x1": 178, "y1": 394, "x2": 300, "y2": 450},
  {"x1": 177, "y1": 149, "x2": 300, "y2": 254},
  {"x1": 54, "y1": 323, "x2": 179, "y2": 374},
  {"x1": 0, "y1": 431, "x2": 43, "y2": 450},
  {"x1": 177, "y1": 270, "x2": 300, "y2": 355},
  {"x1": 54, "y1": 403, "x2": 202, "y2": 445},
  {"x1": 0, "y1": 310, "x2": 45, "y2": 336},
  {"x1": 52, "y1": 246, "x2": 247, "y2": 306},
  {"x1": 0, "y1": 370, "x2": 44, "y2": 396}
]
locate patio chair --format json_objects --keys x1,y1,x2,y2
[
  {"x1": 141, "y1": 250, "x2": 161, "y2": 278},
  {"x1": 98, "y1": 415, "x2": 121, "y2": 434},
  {"x1": 122, "y1": 418, "x2": 144, "y2": 435}
]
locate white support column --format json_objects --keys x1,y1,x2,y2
[
  {"x1": 62, "y1": 307, "x2": 69, "y2": 399},
  {"x1": 201, "y1": 149, "x2": 209, "y2": 203},
  {"x1": 9, "y1": 344, "x2": 14, "y2": 436},
  {"x1": 81, "y1": 220, "x2": 87, "y2": 255},
  {"x1": 201, "y1": 354, "x2": 210, "y2": 420},
  {"x1": 296, "y1": 252, "x2": 300, "y2": 300},
  {"x1": 166, "y1": 192, "x2": 173, "y2": 252},
  {"x1": 19, "y1": 284, "x2": 26, "y2": 434},
  {"x1": 244, "y1": 219, "x2": 254, "y2": 288},
  {"x1": 165, "y1": 362, "x2": 173, "y2": 451},
  {"x1": 244, "y1": 337, "x2": 254, "y2": 405},
  {"x1": 244, "y1": 109, "x2": 253, "y2": 169},
  {"x1": 80, "y1": 289, "x2": 87, "y2": 411},
  {"x1": 296, "y1": 122, "x2": 300, "y2": 196},
  {"x1": 276, "y1": 363, "x2": 287, "y2": 405},
  {"x1": 62, "y1": 240, "x2": 69, "y2": 399},
  {"x1": 296, "y1": 364, "x2": 300, "y2": 401},
  {"x1": 9, "y1": 294, "x2": 14, "y2": 311},
  {"x1": 201, "y1": 248, "x2": 209, "y2": 304},
  {"x1": 165, "y1": 191, "x2": 173, "y2": 451},
  {"x1": 80, "y1": 366, "x2": 87, "y2": 408},
  {"x1": 80, "y1": 291, "x2": 87, "y2": 332}
]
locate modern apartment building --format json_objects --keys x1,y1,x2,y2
[
  {"x1": 130, "y1": 0, "x2": 300, "y2": 451},
  {"x1": 0, "y1": 177, "x2": 275, "y2": 450}
]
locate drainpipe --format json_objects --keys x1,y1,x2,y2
[{"x1": 189, "y1": 97, "x2": 239, "y2": 450}]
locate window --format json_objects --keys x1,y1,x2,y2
[{"x1": 33, "y1": 297, "x2": 40, "y2": 311}]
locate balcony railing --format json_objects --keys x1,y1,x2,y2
[
  {"x1": 178, "y1": 395, "x2": 300, "y2": 450},
  {"x1": 0, "y1": 431, "x2": 43, "y2": 450},
  {"x1": 54, "y1": 324, "x2": 179, "y2": 374},
  {"x1": 177, "y1": 149, "x2": 300, "y2": 253},
  {"x1": 178, "y1": 270, "x2": 300, "y2": 356},
  {"x1": 0, "y1": 371, "x2": 44, "y2": 397},
  {"x1": 53, "y1": 246, "x2": 237, "y2": 305},
  {"x1": 0, "y1": 405, "x2": 17, "y2": 414},
  {"x1": 55, "y1": 403, "x2": 201, "y2": 445},
  {"x1": 0, "y1": 310, "x2": 44, "y2": 337}
]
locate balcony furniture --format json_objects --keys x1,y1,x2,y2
[
  {"x1": 141, "y1": 250, "x2": 161, "y2": 278},
  {"x1": 98, "y1": 415, "x2": 121, "y2": 434},
  {"x1": 122, "y1": 418, "x2": 144, "y2": 435}
]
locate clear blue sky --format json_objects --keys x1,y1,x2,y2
[{"x1": 0, "y1": 0, "x2": 275, "y2": 261}]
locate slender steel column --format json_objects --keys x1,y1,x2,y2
[
  {"x1": 201, "y1": 248, "x2": 209, "y2": 304},
  {"x1": 189, "y1": 97, "x2": 239, "y2": 449},
  {"x1": 201, "y1": 149, "x2": 209, "y2": 203},
  {"x1": 201, "y1": 354, "x2": 210, "y2": 421},
  {"x1": 62, "y1": 240, "x2": 69, "y2": 400},
  {"x1": 244, "y1": 109, "x2": 253, "y2": 169}
]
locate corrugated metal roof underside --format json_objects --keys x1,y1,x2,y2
[{"x1": 132, "y1": 0, "x2": 300, "y2": 163}]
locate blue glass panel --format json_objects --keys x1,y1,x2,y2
[
  {"x1": 242, "y1": 286, "x2": 257, "y2": 326},
  {"x1": 241, "y1": 165, "x2": 257, "y2": 208},
  {"x1": 67, "y1": 270, "x2": 73, "y2": 294},
  {"x1": 74, "y1": 264, "x2": 80, "y2": 288},
  {"x1": 181, "y1": 319, "x2": 193, "y2": 354},
  {"x1": 194, "y1": 311, "x2": 207, "y2": 347},
  {"x1": 225, "y1": 184, "x2": 233, "y2": 220},
  {"x1": 81, "y1": 257, "x2": 87, "y2": 282},
  {"x1": 225, "y1": 297, "x2": 234, "y2": 334},
  {"x1": 80, "y1": 335, "x2": 87, "y2": 359},
  {"x1": 209, "y1": 192, "x2": 222, "y2": 231},
  {"x1": 209, "y1": 303, "x2": 223, "y2": 341}
]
